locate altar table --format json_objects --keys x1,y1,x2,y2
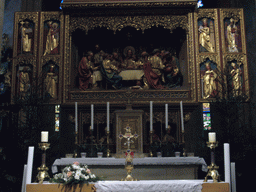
[
  {"x1": 52, "y1": 157, "x2": 207, "y2": 180},
  {"x1": 26, "y1": 181, "x2": 229, "y2": 192},
  {"x1": 118, "y1": 70, "x2": 144, "y2": 80}
]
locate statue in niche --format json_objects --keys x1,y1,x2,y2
[
  {"x1": 198, "y1": 18, "x2": 214, "y2": 53},
  {"x1": 226, "y1": 18, "x2": 239, "y2": 53},
  {"x1": 20, "y1": 21, "x2": 33, "y2": 54},
  {"x1": 230, "y1": 62, "x2": 242, "y2": 97},
  {"x1": 164, "y1": 53, "x2": 183, "y2": 88},
  {"x1": 144, "y1": 49, "x2": 165, "y2": 89},
  {"x1": 44, "y1": 63, "x2": 58, "y2": 99},
  {"x1": 122, "y1": 46, "x2": 137, "y2": 69},
  {"x1": 202, "y1": 61, "x2": 217, "y2": 99},
  {"x1": 101, "y1": 53, "x2": 122, "y2": 89},
  {"x1": 18, "y1": 65, "x2": 31, "y2": 97},
  {"x1": 78, "y1": 51, "x2": 99, "y2": 90},
  {"x1": 43, "y1": 21, "x2": 60, "y2": 56}
]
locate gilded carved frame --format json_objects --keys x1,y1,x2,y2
[
  {"x1": 194, "y1": 9, "x2": 221, "y2": 102},
  {"x1": 12, "y1": 12, "x2": 39, "y2": 102},
  {"x1": 63, "y1": 13, "x2": 196, "y2": 104},
  {"x1": 220, "y1": 8, "x2": 250, "y2": 100},
  {"x1": 39, "y1": 12, "x2": 64, "y2": 103}
]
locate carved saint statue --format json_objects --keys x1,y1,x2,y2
[
  {"x1": 230, "y1": 62, "x2": 242, "y2": 97},
  {"x1": 203, "y1": 62, "x2": 217, "y2": 99},
  {"x1": 227, "y1": 18, "x2": 238, "y2": 53},
  {"x1": 20, "y1": 21, "x2": 33, "y2": 53},
  {"x1": 199, "y1": 18, "x2": 214, "y2": 52},
  {"x1": 44, "y1": 64, "x2": 58, "y2": 99},
  {"x1": 43, "y1": 21, "x2": 59, "y2": 56},
  {"x1": 19, "y1": 66, "x2": 30, "y2": 96}
]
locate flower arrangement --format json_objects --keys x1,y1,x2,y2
[{"x1": 51, "y1": 162, "x2": 100, "y2": 185}]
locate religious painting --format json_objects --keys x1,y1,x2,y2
[
  {"x1": 200, "y1": 59, "x2": 218, "y2": 99},
  {"x1": 16, "y1": 63, "x2": 33, "y2": 97},
  {"x1": 43, "y1": 20, "x2": 60, "y2": 56},
  {"x1": 17, "y1": 20, "x2": 35, "y2": 55},
  {"x1": 224, "y1": 18, "x2": 242, "y2": 53},
  {"x1": 198, "y1": 18, "x2": 215, "y2": 53},
  {"x1": 42, "y1": 60, "x2": 59, "y2": 100},
  {"x1": 226, "y1": 60, "x2": 244, "y2": 98}
]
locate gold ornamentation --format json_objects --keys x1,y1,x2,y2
[{"x1": 70, "y1": 15, "x2": 188, "y2": 34}]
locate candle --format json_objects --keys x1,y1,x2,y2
[
  {"x1": 180, "y1": 101, "x2": 184, "y2": 132},
  {"x1": 231, "y1": 162, "x2": 236, "y2": 192},
  {"x1": 91, "y1": 104, "x2": 94, "y2": 130},
  {"x1": 26, "y1": 146, "x2": 34, "y2": 184},
  {"x1": 107, "y1": 102, "x2": 110, "y2": 132},
  {"x1": 41, "y1": 131, "x2": 48, "y2": 142},
  {"x1": 224, "y1": 143, "x2": 231, "y2": 185},
  {"x1": 165, "y1": 104, "x2": 168, "y2": 129},
  {"x1": 150, "y1": 101, "x2": 153, "y2": 132},
  {"x1": 208, "y1": 132, "x2": 216, "y2": 142},
  {"x1": 75, "y1": 102, "x2": 78, "y2": 133}
]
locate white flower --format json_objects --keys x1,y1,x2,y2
[
  {"x1": 84, "y1": 175, "x2": 89, "y2": 180},
  {"x1": 72, "y1": 164, "x2": 80, "y2": 170},
  {"x1": 90, "y1": 174, "x2": 96, "y2": 179}
]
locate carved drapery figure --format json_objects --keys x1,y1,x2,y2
[
  {"x1": 78, "y1": 51, "x2": 95, "y2": 90},
  {"x1": 20, "y1": 21, "x2": 32, "y2": 53},
  {"x1": 43, "y1": 21, "x2": 59, "y2": 56},
  {"x1": 230, "y1": 62, "x2": 242, "y2": 97},
  {"x1": 44, "y1": 64, "x2": 58, "y2": 99},
  {"x1": 101, "y1": 54, "x2": 122, "y2": 89},
  {"x1": 227, "y1": 18, "x2": 238, "y2": 53},
  {"x1": 143, "y1": 49, "x2": 165, "y2": 89},
  {"x1": 203, "y1": 62, "x2": 217, "y2": 99},
  {"x1": 19, "y1": 66, "x2": 30, "y2": 95},
  {"x1": 164, "y1": 54, "x2": 183, "y2": 88},
  {"x1": 199, "y1": 18, "x2": 214, "y2": 53}
]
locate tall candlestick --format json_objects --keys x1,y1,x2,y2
[
  {"x1": 208, "y1": 132, "x2": 216, "y2": 142},
  {"x1": 41, "y1": 131, "x2": 48, "y2": 142},
  {"x1": 180, "y1": 101, "x2": 184, "y2": 132},
  {"x1": 150, "y1": 101, "x2": 153, "y2": 132},
  {"x1": 75, "y1": 102, "x2": 78, "y2": 133},
  {"x1": 91, "y1": 104, "x2": 94, "y2": 130},
  {"x1": 231, "y1": 162, "x2": 236, "y2": 192},
  {"x1": 165, "y1": 104, "x2": 168, "y2": 129},
  {"x1": 107, "y1": 102, "x2": 110, "y2": 132}
]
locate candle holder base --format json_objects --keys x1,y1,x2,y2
[
  {"x1": 121, "y1": 165, "x2": 138, "y2": 181},
  {"x1": 37, "y1": 164, "x2": 50, "y2": 184},
  {"x1": 204, "y1": 163, "x2": 221, "y2": 183}
]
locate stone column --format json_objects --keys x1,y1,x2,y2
[{"x1": 0, "y1": 0, "x2": 5, "y2": 59}]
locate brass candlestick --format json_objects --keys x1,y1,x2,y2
[
  {"x1": 204, "y1": 141, "x2": 221, "y2": 183},
  {"x1": 182, "y1": 131, "x2": 186, "y2": 157},
  {"x1": 119, "y1": 125, "x2": 139, "y2": 181},
  {"x1": 74, "y1": 132, "x2": 78, "y2": 158},
  {"x1": 106, "y1": 130, "x2": 111, "y2": 157},
  {"x1": 149, "y1": 130, "x2": 153, "y2": 157},
  {"x1": 37, "y1": 142, "x2": 50, "y2": 184}
]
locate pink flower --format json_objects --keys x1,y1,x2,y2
[
  {"x1": 73, "y1": 161, "x2": 79, "y2": 166},
  {"x1": 86, "y1": 169, "x2": 91, "y2": 174},
  {"x1": 67, "y1": 171, "x2": 72, "y2": 177}
]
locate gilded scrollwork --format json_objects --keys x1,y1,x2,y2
[
  {"x1": 220, "y1": 9, "x2": 242, "y2": 21},
  {"x1": 70, "y1": 15, "x2": 188, "y2": 34}
]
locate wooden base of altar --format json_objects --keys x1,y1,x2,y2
[{"x1": 26, "y1": 182, "x2": 229, "y2": 192}]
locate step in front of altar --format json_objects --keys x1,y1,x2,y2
[{"x1": 52, "y1": 157, "x2": 207, "y2": 180}]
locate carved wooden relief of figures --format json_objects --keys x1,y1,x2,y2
[
  {"x1": 43, "y1": 20, "x2": 60, "y2": 56},
  {"x1": 18, "y1": 20, "x2": 34, "y2": 55},
  {"x1": 227, "y1": 61, "x2": 243, "y2": 97},
  {"x1": 224, "y1": 18, "x2": 241, "y2": 53},
  {"x1": 200, "y1": 60, "x2": 218, "y2": 99},
  {"x1": 16, "y1": 63, "x2": 33, "y2": 98},
  {"x1": 198, "y1": 18, "x2": 215, "y2": 53}
]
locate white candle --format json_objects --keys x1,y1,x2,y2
[
  {"x1": 208, "y1": 132, "x2": 216, "y2": 142},
  {"x1": 231, "y1": 162, "x2": 236, "y2": 192},
  {"x1": 91, "y1": 104, "x2": 94, "y2": 130},
  {"x1": 224, "y1": 143, "x2": 231, "y2": 185},
  {"x1": 180, "y1": 101, "x2": 184, "y2": 132},
  {"x1": 26, "y1": 147, "x2": 34, "y2": 184},
  {"x1": 75, "y1": 102, "x2": 78, "y2": 133},
  {"x1": 165, "y1": 104, "x2": 168, "y2": 129},
  {"x1": 41, "y1": 131, "x2": 48, "y2": 142},
  {"x1": 150, "y1": 101, "x2": 153, "y2": 132},
  {"x1": 107, "y1": 102, "x2": 110, "y2": 132}
]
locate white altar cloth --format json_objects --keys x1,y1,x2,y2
[
  {"x1": 52, "y1": 157, "x2": 207, "y2": 174},
  {"x1": 119, "y1": 70, "x2": 144, "y2": 80},
  {"x1": 94, "y1": 180, "x2": 204, "y2": 192}
]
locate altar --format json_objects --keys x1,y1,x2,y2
[{"x1": 52, "y1": 157, "x2": 207, "y2": 180}]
